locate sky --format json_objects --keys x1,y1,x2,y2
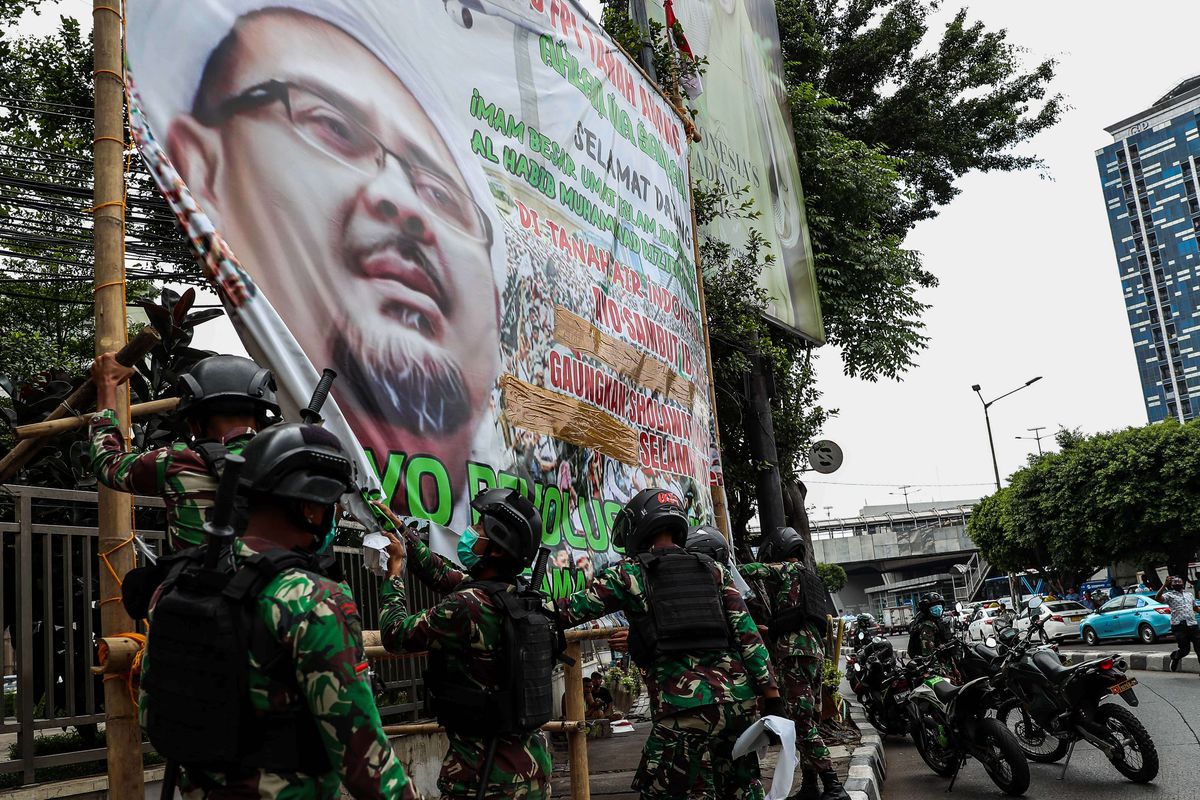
[{"x1": 17, "y1": 0, "x2": 1200, "y2": 520}]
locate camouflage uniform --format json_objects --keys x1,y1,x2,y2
[
  {"x1": 142, "y1": 538, "x2": 413, "y2": 800},
  {"x1": 555, "y1": 546, "x2": 778, "y2": 800},
  {"x1": 379, "y1": 576, "x2": 551, "y2": 800},
  {"x1": 89, "y1": 408, "x2": 253, "y2": 551},
  {"x1": 908, "y1": 615, "x2": 949, "y2": 659},
  {"x1": 738, "y1": 562, "x2": 832, "y2": 773},
  {"x1": 397, "y1": 523, "x2": 466, "y2": 593}
]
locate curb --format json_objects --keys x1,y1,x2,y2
[{"x1": 843, "y1": 702, "x2": 886, "y2": 800}]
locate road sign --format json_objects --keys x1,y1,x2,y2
[{"x1": 808, "y1": 440, "x2": 843, "y2": 474}]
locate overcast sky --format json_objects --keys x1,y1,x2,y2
[{"x1": 19, "y1": 1, "x2": 1200, "y2": 519}]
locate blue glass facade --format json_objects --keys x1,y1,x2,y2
[{"x1": 1097, "y1": 78, "x2": 1200, "y2": 423}]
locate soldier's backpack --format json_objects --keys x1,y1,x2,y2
[
  {"x1": 425, "y1": 581, "x2": 557, "y2": 736},
  {"x1": 142, "y1": 546, "x2": 332, "y2": 773},
  {"x1": 769, "y1": 564, "x2": 831, "y2": 636},
  {"x1": 627, "y1": 550, "x2": 734, "y2": 668}
]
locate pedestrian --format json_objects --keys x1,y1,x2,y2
[
  {"x1": 553, "y1": 488, "x2": 784, "y2": 800},
  {"x1": 90, "y1": 353, "x2": 279, "y2": 551},
  {"x1": 1156, "y1": 576, "x2": 1200, "y2": 673},
  {"x1": 380, "y1": 488, "x2": 557, "y2": 799},
  {"x1": 739, "y1": 526, "x2": 850, "y2": 800},
  {"x1": 140, "y1": 421, "x2": 414, "y2": 799},
  {"x1": 908, "y1": 592, "x2": 951, "y2": 658}
]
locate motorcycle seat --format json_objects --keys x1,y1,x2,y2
[
  {"x1": 1031, "y1": 650, "x2": 1075, "y2": 682},
  {"x1": 973, "y1": 644, "x2": 1001, "y2": 662},
  {"x1": 932, "y1": 680, "x2": 959, "y2": 703}
]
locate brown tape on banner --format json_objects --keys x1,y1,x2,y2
[
  {"x1": 499, "y1": 374, "x2": 639, "y2": 465},
  {"x1": 554, "y1": 307, "x2": 696, "y2": 408}
]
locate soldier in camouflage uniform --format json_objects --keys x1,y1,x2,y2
[
  {"x1": 141, "y1": 421, "x2": 413, "y2": 799},
  {"x1": 908, "y1": 592, "x2": 951, "y2": 659},
  {"x1": 555, "y1": 489, "x2": 783, "y2": 800},
  {"x1": 739, "y1": 527, "x2": 848, "y2": 800},
  {"x1": 380, "y1": 488, "x2": 553, "y2": 800},
  {"x1": 90, "y1": 352, "x2": 278, "y2": 551}
]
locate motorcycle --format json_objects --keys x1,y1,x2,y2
[
  {"x1": 848, "y1": 638, "x2": 920, "y2": 738},
  {"x1": 992, "y1": 597, "x2": 1159, "y2": 783},
  {"x1": 907, "y1": 643, "x2": 1031, "y2": 796}
]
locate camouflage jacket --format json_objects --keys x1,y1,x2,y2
[
  {"x1": 89, "y1": 408, "x2": 254, "y2": 551},
  {"x1": 908, "y1": 616, "x2": 950, "y2": 659},
  {"x1": 143, "y1": 538, "x2": 413, "y2": 800},
  {"x1": 554, "y1": 546, "x2": 778, "y2": 717},
  {"x1": 398, "y1": 523, "x2": 466, "y2": 594},
  {"x1": 738, "y1": 562, "x2": 826, "y2": 659},
  {"x1": 378, "y1": 575, "x2": 551, "y2": 797}
]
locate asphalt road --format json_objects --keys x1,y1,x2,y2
[{"x1": 878, "y1": 670, "x2": 1200, "y2": 800}]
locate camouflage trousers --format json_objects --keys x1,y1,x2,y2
[
  {"x1": 633, "y1": 699, "x2": 763, "y2": 800},
  {"x1": 776, "y1": 653, "x2": 833, "y2": 773},
  {"x1": 439, "y1": 730, "x2": 552, "y2": 800}
]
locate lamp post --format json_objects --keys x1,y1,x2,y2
[
  {"x1": 971, "y1": 377, "x2": 1043, "y2": 609},
  {"x1": 890, "y1": 485, "x2": 920, "y2": 511}
]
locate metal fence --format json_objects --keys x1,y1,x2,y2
[{"x1": 0, "y1": 484, "x2": 433, "y2": 788}]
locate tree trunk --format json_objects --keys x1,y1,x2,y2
[{"x1": 782, "y1": 479, "x2": 817, "y2": 570}]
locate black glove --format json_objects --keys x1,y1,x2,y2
[{"x1": 763, "y1": 696, "x2": 788, "y2": 719}]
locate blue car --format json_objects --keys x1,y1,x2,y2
[{"x1": 1079, "y1": 594, "x2": 1174, "y2": 646}]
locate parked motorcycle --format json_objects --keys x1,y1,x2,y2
[
  {"x1": 992, "y1": 597, "x2": 1158, "y2": 783},
  {"x1": 907, "y1": 643, "x2": 1031, "y2": 796},
  {"x1": 849, "y1": 637, "x2": 921, "y2": 738}
]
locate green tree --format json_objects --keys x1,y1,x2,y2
[
  {"x1": 968, "y1": 422, "x2": 1200, "y2": 589},
  {"x1": 816, "y1": 561, "x2": 848, "y2": 593}
]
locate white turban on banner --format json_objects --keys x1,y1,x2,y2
[{"x1": 126, "y1": 0, "x2": 507, "y2": 297}]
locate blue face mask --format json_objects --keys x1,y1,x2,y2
[
  {"x1": 457, "y1": 528, "x2": 482, "y2": 571},
  {"x1": 930, "y1": 605, "x2": 944, "y2": 618}
]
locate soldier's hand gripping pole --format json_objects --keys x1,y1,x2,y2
[
  {"x1": 301, "y1": 368, "x2": 337, "y2": 425},
  {"x1": 204, "y1": 453, "x2": 245, "y2": 569}
]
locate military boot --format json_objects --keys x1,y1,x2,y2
[
  {"x1": 819, "y1": 770, "x2": 850, "y2": 800},
  {"x1": 791, "y1": 768, "x2": 820, "y2": 800}
]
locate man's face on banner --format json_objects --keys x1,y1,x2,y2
[{"x1": 170, "y1": 10, "x2": 499, "y2": 460}]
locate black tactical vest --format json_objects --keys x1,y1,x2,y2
[
  {"x1": 425, "y1": 581, "x2": 557, "y2": 736},
  {"x1": 627, "y1": 551, "x2": 734, "y2": 669},
  {"x1": 142, "y1": 547, "x2": 331, "y2": 774},
  {"x1": 769, "y1": 565, "x2": 830, "y2": 636}
]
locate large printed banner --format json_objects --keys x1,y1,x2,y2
[
  {"x1": 665, "y1": 0, "x2": 824, "y2": 342},
  {"x1": 126, "y1": 0, "x2": 717, "y2": 594}
]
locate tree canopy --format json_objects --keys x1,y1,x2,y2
[{"x1": 967, "y1": 424, "x2": 1200, "y2": 590}]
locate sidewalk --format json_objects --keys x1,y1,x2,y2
[{"x1": 548, "y1": 719, "x2": 867, "y2": 799}]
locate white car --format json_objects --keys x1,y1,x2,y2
[
  {"x1": 966, "y1": 605, "x2": 1014, "y2": 642},
  {"x1": 1015, "y1": 600, "x2": 1092, "y2": 642}
]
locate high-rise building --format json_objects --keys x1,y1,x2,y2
[{"x1": 1096, "y1": 76, "x2": 1200, "y2": 423}]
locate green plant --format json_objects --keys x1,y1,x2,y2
[{"x1": 605, "y1": 664, "x2": 642, "y2": 695}]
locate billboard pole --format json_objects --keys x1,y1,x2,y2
[
  {"x1": 630, "y1": 0, "x2": 658, "y2": 82},
  {"x1": 92, "y1": 1, "x2": 144, "y2": 796}
]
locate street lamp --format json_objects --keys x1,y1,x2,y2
[
  {"x1": 890, "y1": 485, "x2": 920, "y2": 511},
  {"x1": 1015, "y1": 426, "x2": 1049, "y2": 456},
  {"x1": 972, "y1": 377, "x2": 1043, "y2": 610},
  {"x1": 971, "y1": 377, "x2": 1043, "y2": 491}
]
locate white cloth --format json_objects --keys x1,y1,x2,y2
[{"x1": 732, "y1": 715, "x2": 797, "y2": 800}]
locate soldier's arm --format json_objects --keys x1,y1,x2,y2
[
  {"x1": 378, "y1": 573, "x2": 468, "y2": 653},
  {"x1": 737, "y1": 562, "x2": 772, "y2": 580},
  {"x1": 88, "y1": 409, "x2": 170, "y2": 495},
  {"x1": 372, "y1": 504, "x2": 466, "y2": 593},
  {"x1": 290, "y1": 586, "x2": 414, "y2": 800},
  {"x1": 720, "y1": 567, "x2": 779, "y2": 694},
  {"x1": 553, "y1": 564, "x2": 630, "y2": 628}
]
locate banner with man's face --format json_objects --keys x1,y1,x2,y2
[
  {"x1": 665, "y1": 0, "x2": 825, "y2": 343},
  {"x1": 126, "y1": 0, "x2": 718, "y2": 593}
]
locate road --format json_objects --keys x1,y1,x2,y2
[{"x1": 878, "y1": 670, "x2": 1200, "y2": 799}]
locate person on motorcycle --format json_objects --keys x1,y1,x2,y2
[
  {"x1": 908, "y1": 592, "x2": 951, "y2": 658},
  {"x1": 1156, "y1": 576, "x2": 1200, "y2": 673},
  {"x1": 991, "y1": 602, "x2": 1015, "y2": 635},
  {"x1": 851, "y1": 613, "x2": 875, "y2": 649}
]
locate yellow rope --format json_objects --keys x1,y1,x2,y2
[{"x1": 100, "y1": 632, "x2": 147, "y2": 707}]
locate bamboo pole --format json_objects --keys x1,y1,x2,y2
[
  {"x1": 563, "y1": 639, "x2": 590, "y2": 800},
  {"x1": 92, "y1": 1, "x2": 142, "y2": 796},
  {"x1": 363, "y1": 626, "x2": 624, "y2": 661},
  {"x1": 0, "y1": 328, "x2": 160, "y2": 480},
  {"x1": 381, "y1": 720, "x2": 588, "y2": 737},
  {"x1": 13, "y1": 391, "x2": 175, "y2": 441}
]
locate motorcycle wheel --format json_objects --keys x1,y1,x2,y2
[
  {"x1": 997, "y1": 700, "x2": 1070, "y2": 763},
  {"x1": 1096, "y1": 703, "x2": 1159, "y2": 783},
  {"x1": 912, "y1": 706, "x2": 958, "y2": 778},
  {"x1": 977, "y1": 717, "x2": 1031, "y2": 796}
]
